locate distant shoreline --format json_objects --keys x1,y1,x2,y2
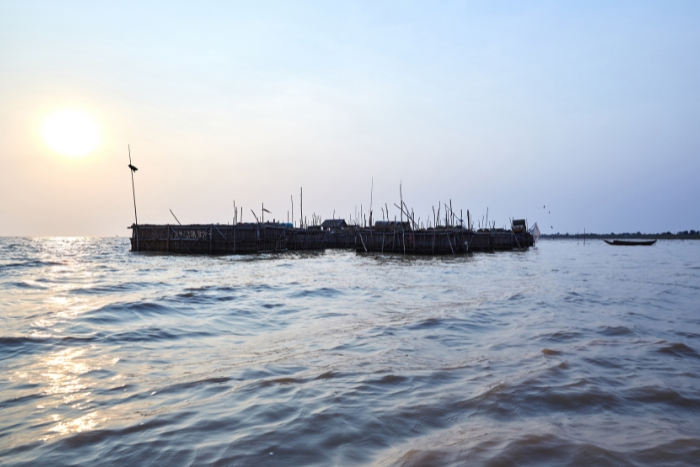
[{"x1": 542, "y1": 232, "x2": 700, "y2": 240}]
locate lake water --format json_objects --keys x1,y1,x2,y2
[{"x1": 1, "y1": 237, "x2": 699, "y2": 466}]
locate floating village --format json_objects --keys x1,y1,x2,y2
[
  {"x1": 129, "y1": 217, "x2": 536, "y2": 255},
  {"x1": 126, "y1": 151, "x2": 537, "y2": 255},
  {"x1": 128, "y1": 193, "x2": 538, "y2": 255}
]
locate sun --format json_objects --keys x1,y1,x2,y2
[{"x1": 42, "y1": 110, "x2": 100, "y2": 156}]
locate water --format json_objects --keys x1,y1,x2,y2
[{"x1": 1, "y1": 238, "x2": 700, "y2": 466}]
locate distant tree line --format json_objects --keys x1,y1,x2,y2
[{"x1": 542, "y1": 230, "x2": 700, "y2": 240}]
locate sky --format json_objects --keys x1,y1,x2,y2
[{"x1": 1, "y1": 0, "x2": 699, "y2": 236}]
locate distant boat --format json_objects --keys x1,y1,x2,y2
[{"x1": 604, "y1": 239, "x2": 657, "y2": 246}]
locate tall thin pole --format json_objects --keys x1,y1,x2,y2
[
  {"x1": 399, "y1": 181, "x2": 403, "y2": 224},
  {"x1": 128, "y1": 145, "x2": 139, "y2": 252},
  {"x1": 169, "y1": 209, "x2": 181, "y2": 225},
  {"x1": 128, "y1": 145, "x2": 138, "y2": 226},
  {"x1": 369, "y1": 177, "x2": 374, "y2": 228}
]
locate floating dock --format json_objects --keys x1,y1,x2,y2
[
  {"x1": 352, "y1": 228, "x2": 531, "y2": 254},
  {"x1": 129, "y1": 223, "x2": 289, "y2": 254},
  {"x1": 124, "y1": 151, "x2": 535, "y2": 256},
  {"x1": 129, "y1": 221, "x2": 534, "y2": 255}
]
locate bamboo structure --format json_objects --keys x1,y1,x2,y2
[
  {"x1": 128, "y1": 155, "x2": 533, "y2": 256},
  {"x1": 130, "y1": 223, "x2": 291, "y2": 254},
  {"x1": 130, "y1": 222, "x2": 534, "y2": 255},
  {"x1": 352, "y1": 227, "x2": 532, "y2": 254},
  {"x1": 285, "y1": 228, "x2": 326, "y2": 251}
]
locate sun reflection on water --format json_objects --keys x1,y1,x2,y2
[
  {"x1": 43, "y1": 348, "x2": 91, "y2": 401},
  {"x1": 4, "y1": 238, "x2": 127, "y2": 442},
  {"x1": 11, "y1": 346, "x2": 120, "y2": 441},
  {"x1": 49, "y1": 411, "x2": 101, "y2": 437}
]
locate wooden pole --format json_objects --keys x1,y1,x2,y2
[
  {"x1": 169, "y1": 209, "x2": 182, "y2": 225},
  {"x1": 450, "y1": 200, "x2": 453, "y2": 227},
  {"x1": 369, "y1": 177, "x2": 374, "y2": 228},
  {"x1": 128, "y1": 145, "x2": 138, "y2": 226},
  {"x1": 399, "y1": 181, "x2": 403, "y2": 224},
  {"x1": 127, "y1": 145, "x2": 139, "y2": 251}
]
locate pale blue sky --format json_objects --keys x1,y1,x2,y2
[{"x1": 1, "y1": 1, "x2": 698, "y2": 235}]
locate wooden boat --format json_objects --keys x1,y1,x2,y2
[{"x1": 604, "y1": 239, "x2": 657, "y2": 246}]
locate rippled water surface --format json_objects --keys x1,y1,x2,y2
[{"x1": 1, "y1": 237, "x2": 700, "y2": 466}]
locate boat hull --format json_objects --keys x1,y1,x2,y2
[{"x1": 604, "y1": 239, "x2": 657, "y2": 246}]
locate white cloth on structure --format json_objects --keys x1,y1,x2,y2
[{"x1": 529, "y1": 222, "x2": 541, "y2": 244}]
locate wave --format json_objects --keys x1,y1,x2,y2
[
  {"x1": 537, "y1": 330, "x2": 585, "y2": 343},
  {"x1": 80, "y1": 301, "x2": 180, "y2": 323},
  {"x1": 624, "y1": 385, "x2": 700, "y2": 410},
  {"x1": 598, "y1": 325, "x2": 636, "y2": 337},
  {"x1": 290, "y1": 287, "x2": 343, "y2": 298},
  {"x1": 655, "y1": 342, "x2": 700, "y2": 358},
  {"x1": 0, "y1": 334, "x2": 98, "y2": 361},
  {"x1": 2, "y1": 281, "x2": 49, "y2": 290},
  {"x1": 67, "y1": 282, "x2": 163, "y2": 295},
  {"x1": 0, "y1": 335, "x2": 96, "y2": 346},
  {"x1": 384, "y1": 433, "x2": 700, "y2": 467},
  {"x1": 0, "y1": 260, "x2": 65, "y2": 274},
  {"x1": 103, "y1": 327, "x2": 215, "y2": 343}
]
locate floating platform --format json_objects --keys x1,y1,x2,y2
[
  {"x1": 354, "y1": 228, "x2": 469, "y2": 254},
  {"x1": 353, "y1": 228, "x2": 532, "y2": 254},
  {"x1": 129, "y1": 223, "x2": 292, "y2": 254},
  {"x1": 285, "y1": 229, "x2": 326, "y2": 251},
  {"x1": 130, "y1": 223, "x2": 534, "y2": 255}
]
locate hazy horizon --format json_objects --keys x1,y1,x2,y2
[{"x1": 2, "y1": 1, "x2": 699, "y2": 236}]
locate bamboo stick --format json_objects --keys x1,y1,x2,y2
[
  {"x1": 369, "y1": 177, "x2": 373, "y2": 227},
  {"x1": 400, "y1": 182, "x2": 403, "y2": 224}
]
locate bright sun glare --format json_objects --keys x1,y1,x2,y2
[{"x1": 42, "y1": 110, "x2": 100, "y2": 156}]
